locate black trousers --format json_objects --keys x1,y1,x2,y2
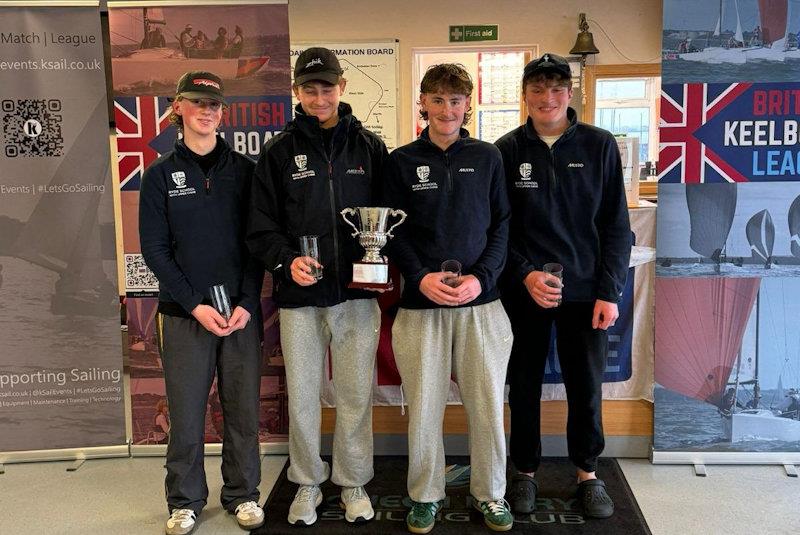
[
  {"x1": 158, "y1": 314, "x2": 262, "y2": 515},
  {"x1": 505, "y1": 295, "x2": 607, "y2": 473}
]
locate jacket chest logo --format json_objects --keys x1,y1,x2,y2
[
  {"x1": 168, "y1": 170, "x2": 196, "y2": 197},
  {"x1": 171, "y1": 171, "x2": 187, "y2": 189},
  {"x1": 346, "y1": 166, "x2": 366, "y2": 175},
  {"x1": 412, "y1": 165, "x2": 438, "y2": 192},
  {"x1": 291, "y1": 154, "x2": 315, "y2": 180},
  {"x1": 515, "y1": 162, "x2": 538, "y2": 189},
  {"x1": 416, "y1": 165, "x2": 430, "y2": 182}
]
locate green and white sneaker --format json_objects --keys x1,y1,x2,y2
[
  {"x1": 473, "y1": 497, "x2": 513, "y2": 531},
  {"x1": 406, "y1": 500, "x2": 443, "y2": 534}
]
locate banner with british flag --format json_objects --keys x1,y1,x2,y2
[
  {"x1": 659, "y1": 82, "x2": 800, "y2": 183},
  {"x1": 109, "y1": 1, "x2": 292, "y2": 450},
  {"x1": 114, "y1": 95, "x2": 291, "y2": 191}
]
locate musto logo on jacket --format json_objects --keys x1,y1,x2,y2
[
  {"x1": 515, "y1": 162, "x2": 538, "y2": 189},
  {"x1": 412, "y1": 165, "x2": 438, "y2": 191},
  {"x1": 292, "y1": 154, "x2": 316, "y2": 180}
]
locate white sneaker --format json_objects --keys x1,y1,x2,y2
[
  {"x1": 165, "y1": 509, "x2": 196, "y2": 535},
  {"x1": 287, "y1": 485, "x2": 323, "y2": 525},
  {"x1": 340, "y1": 486, "x2": 374, "y2": 522},
  {"x1": 234, "y1": 500, "x2": 265, "y2": 530}
]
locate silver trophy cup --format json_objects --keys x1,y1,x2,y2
[{"x1": 340, "y1": 206, "x2": 406, "y2": 287}]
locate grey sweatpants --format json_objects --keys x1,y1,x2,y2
[
  {"x1": 280, "y1": 299, "x2": 380, "y2": 487},
  {"x1": 392, "y1": 300, "x2": 513, "y2": 503}
]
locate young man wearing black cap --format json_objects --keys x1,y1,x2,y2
[
  {"x1": 248, "y1": 47, "x2": 387, "y2": 526},
  {"x1": 139, "y1": 71, "x2": 265, "y2": 535},
  {"x1": 383, "y1": 64, "x2": 513, "y2": 533},
  {"x1": 495, "y1": 53, "x2": 631, "y2": 519}
]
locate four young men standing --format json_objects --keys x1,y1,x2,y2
[{"x1": 142, "y1": 48, "x2": 630, "y2": 534}]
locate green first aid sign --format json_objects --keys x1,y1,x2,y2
[{"x1": 449, "y1": 25, "x2": 499, "y2": 42}]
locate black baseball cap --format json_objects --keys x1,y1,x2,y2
[
  {"x1": 294, "y1": 47, "x2": 343, "y2": 86},
  {"x1": 175, "y1": 71, "x2": 227, "y2": 105},
  {"x1": 523, "y1": 53, "x2": 572, "y2": 82}
]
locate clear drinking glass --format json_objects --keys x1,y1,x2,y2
[
  {"x1": 441, "y1": 259, "x2": 462, "y2": 288},
  {"x1": 209, "y1": 283, "x2": 232, "y2": 321},
  {"x1": 542, "y1": 262, "x2": 563, "y2": 305},
  {"x1": 299, "y1": 235, "x2": 323, "y2": 280}
]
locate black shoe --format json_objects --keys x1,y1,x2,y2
[
  {"x1": 577, "y1": 479, "x2": 614, "y2": 519},
  {"x1": 507, "y1": 473, "x2": 537, "y2": 514}
]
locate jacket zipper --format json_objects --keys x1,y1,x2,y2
[
  {"x1": 205, "y1": 176, "x2": 211, "y2": 195},
  {"x1": 324, "y1": 144, "x2": 342, "y2": 301},
  {"x1": 444, "y1": 152, "x2": 453, "y2": 194}
]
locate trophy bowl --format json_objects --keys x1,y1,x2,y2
[{"x1": 341, "y1": 207, "x2": 406, "y2": 288}]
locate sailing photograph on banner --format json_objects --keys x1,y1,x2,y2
[
  {"x1": 654, "y1": 276, "x2": 800, "y2": 452},
  {"x1": 657, "y1": 182, "x2": 800, "y2": 277},
  {"x1": 662, "y1": 0, "x2": 800, "y2": 83},
  {"x1": 109, "y1": 4, "x2": 289, "y2": 96}
]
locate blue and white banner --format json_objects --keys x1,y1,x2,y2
[{"x1": 660, "y1": 82, "x2": 800, "y2": 183}]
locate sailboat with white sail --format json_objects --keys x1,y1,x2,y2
[
  {"x1": 745, "y1": 209, "x2": 775, "y2": 268},
  {"x1": 721, "y1": 280, "x2": 800, "y2": 442},
  {"x1": 678, "y1": 0, "x2": 794, "y2": 63},
  {"x1": 789, "y1": 195, "x2": 800, "y2": 259}
]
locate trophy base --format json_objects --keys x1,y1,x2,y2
[
  {"x1": 348, "y1": 262, "x2": 392, "y2": 290},
  {"x1": 348, "y1": 280, "x2": 394, "y2": 290}
]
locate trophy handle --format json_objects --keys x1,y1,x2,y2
[
  {"x1": 385, "y1": 209, "x2": 407, "y2": 238},
  {"x1": 340, "y1": 208, "x2": 360, "y2": 237}
]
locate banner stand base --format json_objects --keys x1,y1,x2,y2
[
  {"x1": 651, "y1": 448, "x2": 800, "y2": 469},
  {"x1": 67, "y1": 459, "x2": 86, "y2": 472},
  {"x1": 693, "y1": 464, "x2": 707, "y2": 477},
  {"x1": 0, "y1": 445, "x2": 130, "y2": 466}
]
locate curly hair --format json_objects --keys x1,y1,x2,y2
[
  {"x1": 168, "y1": 97, "x2": 184, "y2": 131},
  {"x1": 418, "y1": 63, "x2": 473, "y2": 125}
]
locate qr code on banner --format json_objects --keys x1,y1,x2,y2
[
  {"x1": 2, "y1": 99, "x2": 64, "y2": 158},
  {"x1": 125, "y1": 254, "x2": 159, "y2": 293}
]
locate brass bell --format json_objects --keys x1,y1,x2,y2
[{"x1": 570, "y1": 13, "x2": 599, "y2": 56}]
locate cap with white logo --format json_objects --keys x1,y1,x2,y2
[
  {"x1": 294, "y1": 47, "x2": 344, "y2": 86},
  {"x1": 523, "y1": 53, "x2": 572, "y2": 82},
  {"x1": 175, "y1": 70, "x2": 227, "y2": 105}
]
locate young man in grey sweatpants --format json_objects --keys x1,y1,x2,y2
[
  {"x1": 383, "y1": 63, "x2": 514, "y2": 533},
  {"x1": 248, "y1": 48, "x2": 387, "y2": 526}
]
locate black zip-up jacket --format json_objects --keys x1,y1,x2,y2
[
  {"x1": 383, "y1": 128, "x2": 510, "y2": 309},
  {"x1": 139, "y1": 136, "x2": 263, "y2": 317},
  {"x1": 247, "y1": 103, "x2": 388, "y2": 308},
  {"x1": 495, "y1": 108, "x2": 631, "y2": 303}
]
